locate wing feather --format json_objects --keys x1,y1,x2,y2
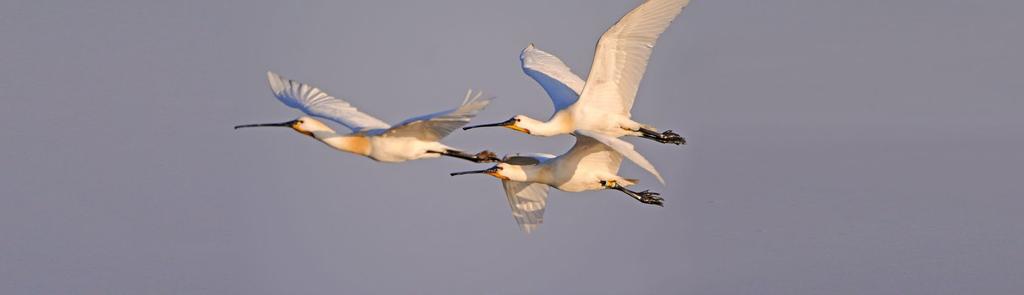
[
  {"x1": 266, "y1": 71, "x2": 391, "y2": 132},
  {"x1": 501, "y1": 180, "x2": 551, "y2": 234},
  {"x1": 384, "y1": 90, "x2": 495, "y2": 141},
  {"x1": 520, "y1": 44, "x2": 585, "y2": 113},
  {"x1": 503, "y1": 153, "x2": 557, "y2": 165},
  {"x1": 560, "y1": 133, "x2": 624, "y2": 175},
  {"x1": 578, "y1": 0, "x2": 690, "y2": 116},
  {"x1": 576, "y1": 130, "x2": 664, "y2": 184}
]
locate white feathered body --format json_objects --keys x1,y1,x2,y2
[
  {"x1": 504, "y1": 135, "x2": 637, "y2": 193},
  {"x1": 365, "y1": 136, "x2": 450, "y2": 163},
  {"x1": 501, "y1": 0, "x2": 690, "y2": 184},
  {"x1": 259, "y1": 71, "x2": 494, "y2": 163},
  {"x1": 548, "y1": 135, "x2": 636, "y2": 192},
  {"x1": 467, "y1": 0, "x2": 690, "y2": 233},
  {"x1": 489, "y1": 134, "x2": 640, "y2": 233},
  {"x1": 564, "y1": 104, "x2": 646, "y2": 138},
  {"x1": 545, "y1": 160, "x2": 632, "y2": 193}
]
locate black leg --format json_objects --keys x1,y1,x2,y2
[
  {"x1": 601, "y1": 180, "x2": 664, "y2": 207},
  {"x1": 639, "y1": 128, "x2": 686, "y2": 145},
  {"x1": 435, "y1": 150, "x2": 500, "y2": 163}
]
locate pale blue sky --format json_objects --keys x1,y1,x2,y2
[{"x1": 1, "y1": 0, "x2": 1022, "y2": 294}]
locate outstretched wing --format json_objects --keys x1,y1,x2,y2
[
  {"x1": 384, "y1": 90, "x2": 494, "y2": 141},
  {"x1": 521, "y1": 44, "x2": 585, "y2": 113},
  {"x1": 501, "y1": 180, "x2": 551, "y2": 234},
  {"x1": 576, "y1": 130, "x2": 664, "y2": 184},
  {"x1": 266, "y1": 71, "x2": 391, "y2": 132},
  {"x1": 577, "y1": 0, "x2": 690, "y2": 116}
]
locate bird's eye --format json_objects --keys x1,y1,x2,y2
[
  {"x1": 515, "y1": 118, "x2": 521, "y2": 122},
  {"x1": 297, "y1": 120, "x2": 304, "y2": 124}
]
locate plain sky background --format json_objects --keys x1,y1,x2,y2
[{"x1": 2, "y1": 0, "x2": 1022, "y2": 294}]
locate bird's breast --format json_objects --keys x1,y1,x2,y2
[
  {"x1": 553, "y1": 180, "x2": 604, "y2": 193},
  {"x1": 366, "y1": 137, "x2": 438, "y2": 162},
  {"x1": 548, "y1": 165, "x2": 605, "y2": 193}
]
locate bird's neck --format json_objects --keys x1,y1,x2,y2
[
  {"x1": 532, "y1": 112, "x2": 574, "y2": 136},
  {"x1": 519, "y1": 165, "x2": 554, "y2": 185},
  {"x1": 314, "y1": 132, "x2": 372, "y2": 156}
]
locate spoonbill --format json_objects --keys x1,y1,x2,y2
[
  {"x1": 235, "y1": 71, "x2": 500, "y2": 163},
  {"x1": 463, "y1": 0, "x2": 692, "y2": 183},
  {"x1": 450, "y1": 133, "x2": 663, "y2": 233}
]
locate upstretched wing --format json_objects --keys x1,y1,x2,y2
[
  {"x1": 384, "y1": 90, "x2": 495, "y2": 141},
  {"x1": 520, "y1": 44, "x2": 585, "y2": 113},
  {"x1": 576, "y1": 130, "x2": 664, "y2": 184},
  {"x1": 266, "y1": 71, "x2": 391, "y2": 132},
  {"x1": 577, "y1": 0, "x2": 690, "y2": 116},
  {"x1": 501, "y1": 179, "x2": 551, "y2": 234}
]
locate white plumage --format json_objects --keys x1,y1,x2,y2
[
  {"x1": 580, "y1": 0, "x2": 691, "y2": 116},
  {"x1": 267, "y1": 71, "x2": 390, "y2": 132},
  {"x1": 236, "y1": 71, "x2": 500, "y2": 164},
  {"x1": 464, "y1": 0, "x2": 692, "y2": 184},
  {"x1": 452, "y1": 134, "x2": 664, "y2": 233}
]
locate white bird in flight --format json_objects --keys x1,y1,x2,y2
[
  {"x1": 463, "y1": 0, "x2": 692, "y2": 184},
  {"x1": 235, "y1": 71, "x2": 500, "y2": 163},
  {"x1": 451, "y1": 133, "x2": 664, "y2": 233}
]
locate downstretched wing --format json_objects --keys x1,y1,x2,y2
[
  {"x1": 576, "y1": 130, "x2": 664, "y2": 184},
  {"x1": 577, "y1": 0, "x2": 690, "y2": 116},
  {"x1": 384, "y1": 90, "x2": 495, "y2": 141},
  {"x1": 501, "y1": 180, "x2": 551, "y2": 234},
  {"x1": 266, "y1": 71, "x2": 391, "y2": 132},
  {"x1": 500, "y1": 153, "x2": 555, "y2": 233},
  {"x1": 520, "y1": 44, "x2": 585, "y2": 113}
]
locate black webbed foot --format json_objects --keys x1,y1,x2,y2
[
  {"x1": 473, "y1": 150, "x2": 500, "y2": 163},
  {"x1": 603, "y1": 180, "x2": 665, "y2": 207},
  {"x1": 660, "y1": 130, "x2": 686, "y2": 145},
  {"x1": 639, "y1": 128, "x2": 686, "y2": 145},
  {"x1": 635, "y1": 190, "x2": 664, "y2": 207}
]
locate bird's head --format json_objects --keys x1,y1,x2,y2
[
  {"x1": 449, "y1": 162, "x2": 528, "y2": 182},
  {"x1": 289, "y1": 116, "x2": 332, "y2": 137},
  {"x1": 234, "y1": 116, "x2": 331, "y2": 138},
  {"x1": 463, "y1": 115, "x2": 538, "y2": 134}
]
